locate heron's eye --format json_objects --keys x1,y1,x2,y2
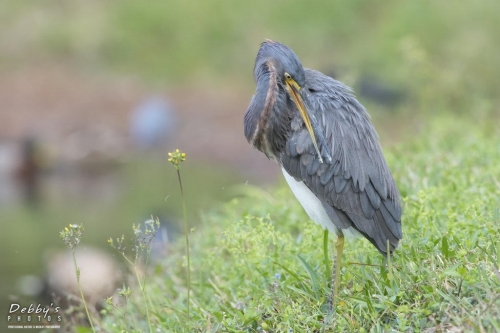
[{"x1": 284, "y1": 72, "x2": 292, "y2": 80}]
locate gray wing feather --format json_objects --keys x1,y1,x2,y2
[
  {"x1": 365, "y1": 180, "x2": 381, "y2": 209},
  {"x1": 360, "y1": 191, "x2": 375, "y2": 219},
  {"x1": 287, "y1": 154, "x2": 300, "y2": 178},
  {"x1": 307, "y1": 156, "x2": 321, "y2": 176},
  {"x1": 383, "y1": 197, "x2": 402, "y2": 221},
  {"x1": 286, "y1": 135, "x2": 298, "y2": 157},
  {"x1": 380, "y1": 201, "x2": 403, "y2": 238},
  {"x1": 280, "y1": 69, "x2": 402, "y2": 254},
  {"x1": 334, "y1": 176, "x2": 348, "y2": 193},
  {"x1": 320, "y1": 166, "x2": 335, "y2": 185},
  {"x1": 296, "y1": 131, "x2": 310, "y2": 155}
]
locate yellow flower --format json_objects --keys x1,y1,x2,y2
[{"x1": 168, "y1": 149, "x2": 186, "y2": 170}]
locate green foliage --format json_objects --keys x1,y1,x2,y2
[{"x1": 101, "y1": 114, "x2": 500, "y2": 331}]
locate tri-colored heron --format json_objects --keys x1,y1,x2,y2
[{"x1": 243, "y1": 40, "x2": 402, "y2": 309}]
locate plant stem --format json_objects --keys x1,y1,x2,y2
[
  {"x1": 134, "y1": 265, "x2": 153, "y2": 332},
  {"x1": 71, "y1": 249, "x2": 96, "y2": 333},
  {"x1": 121, "y1": 257, "x2": 139, "y2": 330},
  {"x1": 177, "y1": 168, "x2": 191, "y2": 318}
]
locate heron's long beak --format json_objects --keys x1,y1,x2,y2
[{"x1": 285, "y1": 78, "x2": 324, "y2": 163}]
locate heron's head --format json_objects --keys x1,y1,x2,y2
[
  {"x1": 245, "y1": 40, "x2": 322, "y2": 161},
  {"x1": 254, "y1": 39, "x2": 306, "y2": 89}
]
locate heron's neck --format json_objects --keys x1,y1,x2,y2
[{"x1": 244, "y1": 61, "x2": 282, "y2": 158}]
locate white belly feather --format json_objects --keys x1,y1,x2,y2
[{"x1": 281, "y1": 167, "x2": 359, "y2": 239}]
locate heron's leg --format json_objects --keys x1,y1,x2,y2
[{"x1": 328, "y1": 233, "x2": 344, "y2": 313}]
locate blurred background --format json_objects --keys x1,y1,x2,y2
[{"x1": 1, "y1": 0, "x2": 499, "y2": 325}]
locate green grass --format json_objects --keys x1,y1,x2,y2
[{"x1": 97, "y1": 114, "x2": 500, "y2": 332}]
